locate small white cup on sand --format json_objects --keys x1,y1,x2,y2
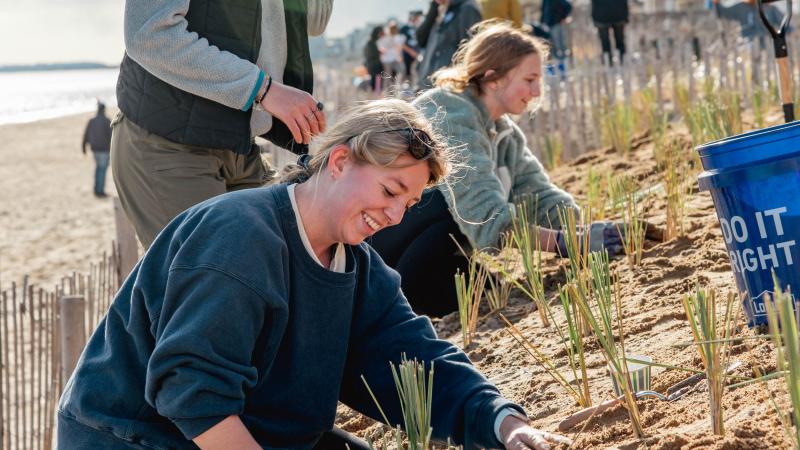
[{"x1": 608, "y1": 354, "x2": 652, "y2": 396}]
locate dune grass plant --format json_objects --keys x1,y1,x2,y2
[
  {"x1": 663, "y1": 139, "x2": 691, "y2": 240},
  {"x1": 600, "y1": 100, "x2": 635, "y2": 157},
  {"x1": 753, "y1": 87, "x2": 767, "y2": 129},
  {"x1": 553, "y1": 285, "x2": 592, "y2": 406},
  {"x1": 455, "y1": 251, "x2": 488, "y2": 347},
  {"x1": 764, "y1": 282, "x2": 800, "y2": 449},
  {"x1": 684, "y1": 88, "x2": 743, "y2": 147},
  {"x1": 682, "y1": 288, "x2": 738, "y2": 435},
  {"x1": 542, "y1": 133, "x2": 563, "y2": 171},
  {"x1": 557, "y1": 206, "x2": 591, "y2": 283},
  {"x1": 610, "y1": 177, "x2": 646, "y2": 268},
  {"x1": 362, "y1": 356, "x2": 438, "y2": 450},
  {"x1": 586, "y1": 168, "x2": 606, "y2": 221},
  {"x1": 500, "y1": 303, "x2": 592, "y2": 407},
  {"x1": 485, "y1": 234, "x2": 514, "y2": 313},
  {"x1": 510, "y1": 201, "x2": 550, "y2": 327},
  {"x1": 571, "y1": 250, "x2": 644, "y2": 438}
]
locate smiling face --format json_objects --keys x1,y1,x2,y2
[
  {"x1": 325, "y1": 148, "x2": 430, "y2": 245},
  {"x1": 487, "y1": 53, "x2": 542, "y2": 116}
]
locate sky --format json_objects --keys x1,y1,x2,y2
[{"x1": 0, "y1": 0, "x2": 430, "y2": 66}]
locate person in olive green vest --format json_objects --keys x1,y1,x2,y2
[{"x1": 113, "y1": 0, "x2": 332, "y2": 248}]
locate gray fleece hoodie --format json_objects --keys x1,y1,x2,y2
[{"x1": 413, "y1": 87, "x2": 578, "y2": 250}]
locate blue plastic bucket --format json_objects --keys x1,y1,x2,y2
[{"x1": 697, "y1": 122, "x2": 800, "y2": 327}]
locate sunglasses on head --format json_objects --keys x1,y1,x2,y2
[{"x1": 349, "y1": 127, "x2": 435, "y2": 160}]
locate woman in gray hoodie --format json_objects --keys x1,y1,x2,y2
[{"x1": 371, "y1": 21, "x2": 624, "y2": 316}]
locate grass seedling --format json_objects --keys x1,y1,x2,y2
[
  {"x1": 607, "y1": 174, "x2": 633, "y2": 213},
  {"x1": 663, "y1": 139, "x2": 691, "y2": 240},
  {"x1": 557, "y1": 205, "x2": 591, "y2": 284},
  {"x1": 683, "y1": 88, "x2": 743, "y2": 147},
  {"x1": 455, "y1": 251, "x2": 488, "y2": 347},
  {"x1": 612, "y1": 178, "x2": 646, "y2": 268},
  {"x1": 542, "y1": 133, "x2": 563, "y2": 171},
  {"x1": 485, "y1": 234, "x2": 514, "y2": 313},
  {"x1": 682, "y1": 288, "x2": 738, "y2": 435},
  {"x1": 361, "y1": 356, "x2": 435, "y2": 450},
  {"x1": 391, "y1": 356, "x2": 434, "y2": 450},
  {"x1": 719, "y1": 91, "x2": 743, "y2": 138},
  {"x1": 753, "y1": 87, "x2": 767, "y2": 129},
  {"x1": 674, "y1": 82, "x2": 691, "y2": 116},
  {"x1": 554, "y1": 285, "x2": 592, "y2": 406},
  {"x1": 572, "y1": 250, "x2": 644, "y2": 438},
  {"x1": 510, "y1": 201, "x2": 550, "y2": 326},
  {"x1": 500, "y1": 311, "x2": 591, "y2": 407},
  {"x1": 601, "y1": 100, "x2": 634, "y2": 157},
  {"x1": 765, "y1": 281, "x2": 800, "y2": 449},
  {"x1": 586, "y1": 168, "x2": 606, "y2": 221}
]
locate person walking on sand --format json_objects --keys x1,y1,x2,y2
[
  {"x1": 371, "y1": 22, "x2": 630, "y2": 317},
  {"x1": 541, "y1": 0, "x2": 573, "y2": 75},
  {"x1": 82, "y1": 102, "x2": 112, "y2": 198},
  {"x1": 111, "y1": 0, "x2": 332, "y2": 249},
  {"x1": 591, "y1": 0, "x2": 629, "y2": 66},
  {"x1": 57, "y1": 99, "x2": 571, "y2": 450}
]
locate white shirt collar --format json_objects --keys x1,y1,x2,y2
[{"x1": 287, "y1": 184, "x2": 346, "y2": 273}]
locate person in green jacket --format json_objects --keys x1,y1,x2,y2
[{"x1": 371, "y1": 21, "x2": 624, "y2": 316}]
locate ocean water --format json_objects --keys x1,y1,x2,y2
[{"x1": 0, "y1": 68, "x2": 119, "y2": 125}]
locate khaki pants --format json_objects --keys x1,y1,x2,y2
[{"x1": 110, "y1": 113, "x2": 273, "y2": 248}]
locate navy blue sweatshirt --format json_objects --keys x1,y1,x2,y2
[{"x1": 58, "y1": 184, "x2": 523, "y2": 449}]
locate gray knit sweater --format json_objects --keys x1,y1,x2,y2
[
  {"x1": 123, "y1": 0, "x2": 333, "y2": 137},
  {"x1": 413, "y1": 87, "x2": 578, "y2": 250}
]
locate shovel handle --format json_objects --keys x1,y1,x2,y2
[
  {"x1": 777, "y1": 57, "x2": 795, "y2": 122},
  {"x1": 558, "y1": 396, "x2": 621, "y2": 431}
]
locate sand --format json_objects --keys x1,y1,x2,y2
[
  {"x1": 0, "y1": 112, "x2": 118, "y2": 290},
  {"x1": 338, "y1": 109, "x2": 796, "y2": 449}
]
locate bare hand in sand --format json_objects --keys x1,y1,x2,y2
[{"x1": 500, "y1": 414, "x2": 572, "y2": 450}]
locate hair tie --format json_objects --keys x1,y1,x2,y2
[
  {"x1": 298, "y1": 154, "x2": 311, "y2": 171},
  {"x1": 295, "y1": 154, "x2": 312, "y2": 183}
]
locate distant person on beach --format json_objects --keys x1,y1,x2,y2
[
  {"x1": 57, "y1": 99, "x2": 571, "y2": 450},
  {"x1": 364, "y1": 26, "x2": 385, "y2": 93},
  {"x1": 541, "y1": 0, "x2": 573, "y2": 74},
  {"x1": 400, "y1": 10, "x2": 424, "y2": 84},
  {"x1": 371, "y1": 22, "x2": 628, "y2": 317},
  {"x1": 81, "y1": 102, "x2": 112, "y2": 198},
  {"x1": 591, "y1": 0, "x2": 629, "y2": 66},
  {"x1": 111, "y1": 0, "x2": 332, "y2": 248},
  {"x1": 478, "y1": 0, "x2": 523, "y2": 28},
  {"x1": 378, "y1": 21, "x2": 407, "y2": 85},
  {"x1": 416, "y1": 0, "x2": 483, "y2": 90}
]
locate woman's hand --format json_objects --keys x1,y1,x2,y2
[
  {"x1": 554, "y1": 221, "x2": 624, "y2": 257},
  {"x1": 499, "y1": 415, "x2": 572, "y2": 450},
  {"x1": 259, "y1": 80, "x2": 326, "y2": 145}
]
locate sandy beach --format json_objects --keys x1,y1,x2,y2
[{"x1": 0, "y1": 112, "x2": 118, "y2": 290}]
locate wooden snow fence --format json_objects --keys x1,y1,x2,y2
[
  {"x1": 521, "y1": 6, "x2": 800, "y2": 164},
  {"x1": 0, "y1": 199, "x2": 137, "y2": 449},
  {"x1": 0, "y1": 249, "x2": 122, "y2": 450}
]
